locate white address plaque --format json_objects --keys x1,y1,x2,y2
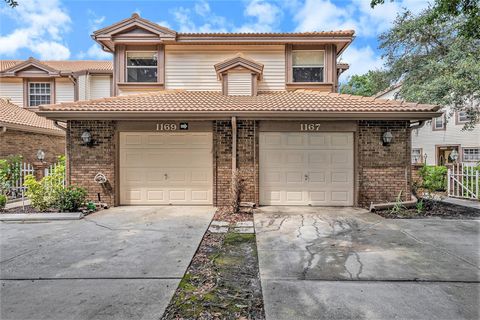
[{"x1": 300, "y1": 123, "x2": 321, "y2": 131}]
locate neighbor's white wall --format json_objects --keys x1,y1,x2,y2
[
  {"x1": 0, "y1": 78, "x2": 24, "y2": 107},
  {"x1": 55, "y1": 78, "x2": 74, "y2": 103},
  {"x1": 412, "y1": 105, "x2": 480, "y2": 165},
  {"x1": 165, "y1": 45, "x2": 285, "y2": 91}
]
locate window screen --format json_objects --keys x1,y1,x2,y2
[
  {"x1": 292, "y1": 51, "x2": 324, "y2": 82},
  {"x1": 126, "y1": 52, "x2": 158, "y2": 83}
]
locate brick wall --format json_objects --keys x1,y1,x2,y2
[
  {"x1": 357, "y1": 120, "x2": 411, "y2": 207},
  {"x1": 67, "y1": 121, "x2": 116, "y2": 207},
  {"x1": 0, "y1": 129, "x2": 65, "y2": 165},
  {"x1": 213, "y1": 120, "x2": 258, "y2": 207}
]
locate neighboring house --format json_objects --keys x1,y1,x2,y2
[
  {"x1": 37, "y1": 13, "x2": 442, "y2": 208},
  {"x1": 376, "y1": 85, "x2": 480, "y2": 166},
  {"x1": 0, "y1": 98, "x2": 64, "y2": 165},
  {"x1": 0, "y1": 59, "x2": 113, "y2": 108}
]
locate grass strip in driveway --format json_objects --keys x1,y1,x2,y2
[{"x1": 161, "y1": 213, "x2": 265, "y2": 320}]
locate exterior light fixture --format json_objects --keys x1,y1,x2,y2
[
  {"x1": 450, "y1": 149, "x2": 459, "y2": 162},
  {"x1": 81, "y1": 130, "x2": 93, "y2": 146},
  {"x1": 382, "y1": 131, "x2": 393, "y2": 146},
  {"x1": 36, "y1": 149, "x2": 45, "y2": 162}
]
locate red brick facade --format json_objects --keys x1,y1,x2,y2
[
  {"x1": 0, "y1": 129, "x2": 65, "y2": 165},
  {"x1": 357, "y1": 120, "x2": 412, "y2": 207},
  {"x1": 65, "y1": 119, "x2": 412, "y2": 208},
  {"x1": 67, "y1": 121, "x2": 116, "y2": 206}
]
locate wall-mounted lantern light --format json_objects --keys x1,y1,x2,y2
[
  {"x1": 36, "y1": 149, "x2": 45, "y2": 162},
  {"x1": 81, "y1": 130, "x2": 93, "y2": 146},
  {"x1": 382, "y1": 131, "x2": 393, "y2": 146},
  {"x1": 450, "y1": 149, "x2": 459, "y2": 162}
]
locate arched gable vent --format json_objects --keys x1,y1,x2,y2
[{"x1": 214, "y1": 54, "x2": 264, "y2": 96}]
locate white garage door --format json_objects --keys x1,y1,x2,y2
[
  {"x1": 260, "y1": 132, "x2": 354, "y2": 206},
  {"x1": 120, "y1": 132, "x2": 213, "y2": 205}
]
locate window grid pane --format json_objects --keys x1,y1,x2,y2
[
  {"x1": 29, "y1": 83, "x2": 51, "y2": 107},
  {"x1": 411, "y1": 148, "x2": 422, "y2": 164},
  {"x1": 463, "y1": 148, "x2": 480, "y2": 161}
]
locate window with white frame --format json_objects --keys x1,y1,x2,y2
[
  {"x1": 463, "y1": 148, "x2": 480, "y2": 162},
  {"x1": 126, "y1": 51, "x2": 157, "y2": 83},
  {"x1": 411, "y1": 148, "x2": 423, "y2": 164},
  {"x1": 457, "y1": 111, "x2": 470, "y2": 123},
  {"x1": 29, "y1": 82, "x2": 51, "y2": 107},
  {"x1": 433, "y1": 115, "x2": 445, "y2": 130},
  {"x1": 292, "y1": 50, "x2": 325, "y2": 82}
]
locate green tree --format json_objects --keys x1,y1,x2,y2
[
  {"x1": 339, "y1": 70, "x2": 391, "y2": 97},
  {"x1": 379, "y1": 9, "x2": 480, "y2": 128},
  {"x1": 371, "y1": 0, "x2": 480, "y2": 39},
  {"x1": 4, "y1": 0, "x2": 18, "y2": 8}
]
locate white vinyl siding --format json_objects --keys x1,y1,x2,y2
[
  {"x1": 77, "y1": 75, "x2": 88, "y2": 101},
  {"x1": 0, "y1": 79, "x2": 24, "y2": 107},
  {"x1": 55, "y1": 78, "x2": 74, "y2": 103},
  {"x1": 227, "y1": 73, "x2": 252, "y2": 96},
  {"x1": 165, "y1": 45, "x2": 285, "y2": 91},
  {"x1": 90, "y1": 76, "x2": 111, "y2": 99},
  {"x1": 412, "y1": 105, "x2": 480, "y2": 165}
]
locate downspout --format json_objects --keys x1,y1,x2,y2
[
  {"x1": 232, "y1": 116, "x2": 237, "y2": 173},
  {"x1": 0, "y1": 126, "x2": 6, "y2": 135},
  {"x1": 53, "y1": 121, "x2": 67, "y2": 132},
  {"x1": 369, "y1": 120, "x2": 425, "y2": 212}
]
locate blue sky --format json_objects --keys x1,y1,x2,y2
[{"x1": 0, "y1": 0, "x2": 430, "y2": 80}]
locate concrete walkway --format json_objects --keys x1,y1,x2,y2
[
  {"x1": 441, "y1": 197, "x2": 480, "y2": 209},
  {"x1": 255, "y1": 206, "x2": 480, "y2": 320},
  {"x1": 0, "y1": 206, "x2": 214, "y2": 320}
]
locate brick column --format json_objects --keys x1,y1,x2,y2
[
  {"x1": 67, "y1": 121, "x2": 116, "y2": 207},
  {"x1": 32, "y1": 162, "x2": 47, "y2": 181},
  {"x1": 357, "y1": 120, "x2": 411, "y2": 208}
]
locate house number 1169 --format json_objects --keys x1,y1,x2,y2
[
  {"x1": 157, "y1": 123, "x2": 177, "y2": 131},
  {"x1": 300, "y1": 123, "x2": 321, "y2": 131}
]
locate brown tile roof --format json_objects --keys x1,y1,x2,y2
[
  {"x1": 0, "y1": 98, "x2": 64, "y2": 135},
  {"x1": 0, "y1": 60, "x2": 112, "y2": 73},
  {"x1": 178, "y1": 30, "x2": 355, "y2": 37},
  {"x1": 39, "y1": 90, "x2": 439, "y2": 114}
]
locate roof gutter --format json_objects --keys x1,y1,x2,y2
[
  {"x1": 53, "y1": 121, "x2": 67, "y2": 132},
  {"x1": 36, "y1": 110, "x2": 444, "y2": 121},
  {"x1": 410, "y1": 120, "x2": 426, "y2": 130},
  {"x1": 0, "y1": 126, "x2": 6, "y2": 135}
]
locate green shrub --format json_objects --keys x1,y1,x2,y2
[
  {"x1": 24, "y1": 158, "x2": 66, "y2": 212},
  {"x1": 57, "y1": 186, "x2": 87, "y2": 212},
  {"x1": 0, "y1": 155, "x2": 23, "y2": 194},
  {"x1": 419, "y1": 165, "x2": 448, "y2": 192},
  {"x1": 0, "y1": 194, "x2": 6, "y2": 210}
]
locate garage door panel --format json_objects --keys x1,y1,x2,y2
[
  {"x1": 260, "y1": 132, "x2": 353, "y2": 206},
  {"x1": 120, "y1": 132, "x2": 212, "y2": 205}
]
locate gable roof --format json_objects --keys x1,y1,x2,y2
[
  {"x1": 0, "y1": 59, "x2": 112, "y2": 76},
  {"x1": 214, "y1": 54, "x2": 264, "y2": 79},
  {"x1": 0, "y1": 98, "x2": 64, "y2": 136},
  {"x1": 37, "y1": 90, "x2": 441, "y2": 121},
  {"x1": 92, "y1": 13, "x2": 354, "y2": 54}
]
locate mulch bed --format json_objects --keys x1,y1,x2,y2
[
  {"x1": 161, "y1": 208, "x2": 265, "y2": 320},
  {"x1": 375, "y1": 199, "x2": 480, "y2": 220},
  {"x1": 1, "y1": 205, "x2": 60, "y2": 214}
]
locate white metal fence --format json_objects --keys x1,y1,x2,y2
[
  {"x1": 448, "y1": 163, "x2": 479, "y2": 200},
  {"x1": 9, "y1": 162, "x2": 34, "y2": 198},
  {"x1": 44, "y1": 162, "x2": 66, "y2": 186}
]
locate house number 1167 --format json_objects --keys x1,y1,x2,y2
[{"x1": 300, "y1": 123, "x2": 321, "y2": 131}]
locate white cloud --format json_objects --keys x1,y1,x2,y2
[
  {"x1": 157, "y1": 20, "x2": 172, "y2": 29},
  {"x1": 236, "y1": 0, "x2": 282, "y2": 32},
  {"x1": 77, "y1": 43, "x2": 111, "y2": 60},
  {"x1": 194, "y1": 0, "x2": 210, "y2": 17},
  {"x1": 0, "y1": 0, "x2": 71, "y2": 59},
  {"x1": 87, "y1": 10, "x2": 105, "y2": 33},
  {"x1": 171, "y1": 3, "x2": 229, "y2": 33},
  {"x1": 338, "y1": 45, "x2": 385, "y2": 82}
]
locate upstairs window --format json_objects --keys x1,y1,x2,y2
[
  {"x1": 411, "y1": 148, "x2": 423, "y2": 164},
  {"x1": 292, "y1": 50, "x2": 324, "y2": 82},
  {"x1": 457, "y1": 111, "x2": 470, "y2": 123},
  {"x1": 29, "y1": 82, "x2": 51, "y2": 107},
  {"x1": 433, "y1": 115, "x2": 445, "y2": 130},
  {"x1": 126, "y1": 51, "x2": 157, "y2": 82}
]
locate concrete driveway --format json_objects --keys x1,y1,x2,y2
[
  {"x1": 0, "y1": 206, "x2": 214, "y2": 320},
  {"x1": 255, "y1": 206, "x2": 480, "y2": 320}
]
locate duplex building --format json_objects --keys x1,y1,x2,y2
[{"x1": 37, "y1": 14, "x2": 442, "y2": 208}]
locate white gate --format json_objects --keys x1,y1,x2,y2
[{"x1": 448, "y1": 163, "x2": 479, "y2": 200}]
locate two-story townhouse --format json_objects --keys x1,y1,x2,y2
[
  {"x1": 0, "y1": 59, "x2": 113, "y2": 166},
  {"x1": 376, "y1": 85, "x2": 480, "y2": 166},
  {"x1": 37, "y1": 13, "x2": 442, "y2": 208}
]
